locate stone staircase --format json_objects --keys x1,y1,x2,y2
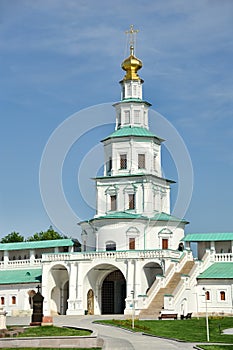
[{"x1": 139, "y1": 260, "x2": 195, "y2": 319}]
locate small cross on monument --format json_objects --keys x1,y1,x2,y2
[
  {"x1": 125, "y1": 24, "x2": 139, "y2": 55},
  {"x1": 36, "y1": 285, "x2": 41, "y2": 293}
]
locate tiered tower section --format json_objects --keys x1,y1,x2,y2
[
  {"x1": 96, "y1": 45, "x2": 171, "y2": 217},
  {"x1": 80, "y1": 40, "x2": 187, "y2": 253}
]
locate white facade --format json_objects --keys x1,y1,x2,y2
[{"x1": 1, "y1": 42, "x2": 233, "y2": 319}]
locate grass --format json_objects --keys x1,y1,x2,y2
[
  {"x1": 199, "y1": 346, "x2": 233, "y2": 350},
  {"x1": 95, "y1": 317, "x2": 233, "y2": 343},
  {"x1": 14, "y1": 325, "x2": 91, "y2": 337}
]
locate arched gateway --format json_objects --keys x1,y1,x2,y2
[{"x1": 101, "y1": 270, "x2": 126, "y2": 314}]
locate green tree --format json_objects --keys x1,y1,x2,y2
[
  {"x1": 1, "y1": 231, "x2": 24, "y2": 243},
  {"x1": 27, "y1": 226, "x2": 66, "y2": 241}
]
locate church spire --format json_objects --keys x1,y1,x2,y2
[{"x1": 121, "y1": 25, "x2": 142, "y2": 81}]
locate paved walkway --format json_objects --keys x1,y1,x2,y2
[
  {"x1": 7, "y1": 314, "x2": 233, "y2": 349},
  {"x1": 7, "y1": 314, "x2": 197, "y2": 349}
]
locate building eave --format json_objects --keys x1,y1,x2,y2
[{"x1": 93, "y1": 173, "x2": 175, "y2": 184}]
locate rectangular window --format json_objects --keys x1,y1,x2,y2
[
  {"x1": 124, "y1": 110, "x2": 130, "y2": 124},
  {"x1": 138, "y1": 154, "x2": 145, "y2": 169},
  {"x1": 110, "y1": 195, "x2": 117, "y2": 211},
  {"x1": 134, "y1": 110, "x2": 140, "y2": 124},
  {"x1": 144, "y1": 111, "x2": 147, "y2": 125},
  {"x1": 162, "y1": 238, "x2": 168, "y2": 250},
  {"x1": 153, "y1": 154, "x2": 157, "y2": 171},
  {"x1": 118, "y1": 113, "x2": 121, "y2": 127},
  {"x1": 83, "y1": 240, "x2": 86, "y2": 252},
  {"x1": 108, "y1": 157, "x2": 112, "y2": 174},
  {"x1": 1, "y1": 297, "x2": 4, "y2": 305},
  {"x1": 120, "y1": 154, "x2": 127, "y2": 169},
  {"x1": 129, "y1": 238, "x2": 135, "y2": 250},
  {"x1": 128, "y1": 194, "x2": 135, "y2": 210},
  {"x1": 220, "y1": 291, "x2": 226, "y2": 301}
]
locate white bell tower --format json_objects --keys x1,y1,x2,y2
[{"x1": 79, "y1": 26, "x2": 187, "y2": 254}]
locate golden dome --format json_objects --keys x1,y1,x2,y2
[{"x1": 121, "y1": 45, "x2": 142, "y2": 81}]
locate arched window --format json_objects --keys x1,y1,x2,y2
[
  {"x1": 18, "y1": 255, "x2": 21, "y2": 260},
  {"x1": 220, "y1": 291, "x2": 226, "y2": 301},
  {"x1": 205, "y1": 291, "x2": 210, "y2": 301},
  {"x1": 1, "y1": 297, "x2": 5, "y2": 305},
  {"x1": 12, "y1": 296, "x2": 16, "y2": 305},
  {"x1": 106, "y1": 241, "x2": 116, "y2": 251}
]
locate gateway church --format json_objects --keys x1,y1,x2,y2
[{"x1": 1, "y1": 28, "x2": 233, "y2": 319}]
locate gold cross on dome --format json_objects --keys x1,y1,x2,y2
[{"x1": 125, "y1": 25, "x2": 139, "y2": 54}]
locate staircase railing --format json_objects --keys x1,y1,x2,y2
[
  {"x1": 167, "y1": 250, "x2": 213, "y2": 312},
  {"x1": 142, "y1": 263, "x2": 175, "y2": 309}
]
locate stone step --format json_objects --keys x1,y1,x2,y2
[{"x1": 139, "y1": 260, "x2": 195, "y2": 318}]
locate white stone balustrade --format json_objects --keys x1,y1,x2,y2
[
  {"x1": 42, "y1": 249, "x2": 182, "y2": 263},
  {"x1": 0, "y1": 259, "x2": 42, "y2": 269},
  {"x1": 215, "y1": 253, "x2": 233, "y2": 262}
]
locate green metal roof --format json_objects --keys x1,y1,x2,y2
[
  {"x1": 198, "y1": 263, "x2": 233, "y2": 279},
  {"x1": 150, "y1": 212, "x2": 189, "y2": 224},
  {"x1": 113, "y1": 98, "x2": 151, "y2": 106},
  {"x1": 102, "y1": 127, "x2": 163, "y2": 142},
  {"x1": 94, "y1": 173, "x2": 175, "y2": 184},
  {"x1": 0, "y1": 268, "x2": 42, "y2": 284},
  {"x1": 95, "y1": 211, "x2": 147, "y2": 220},
  {"x1": 82, "y1": 211, "x2": 188, "y2": 224},
  {"x1": 183, "y1": 233, "x2": 233, "y2": 242},
  {"x1": 0, "y1": 239, "x2": 74, "y2": 251}
]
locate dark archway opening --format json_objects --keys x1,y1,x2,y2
[
  {"x1": 101, "y1": 270, "x2": 126, "y2": 314},
  {"x1": 144, "y1": 262, "x2": 163, "y2": 292}
]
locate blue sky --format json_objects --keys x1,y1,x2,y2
[{"x1": 0, "y1": 0, "x2": 233, "y2": 240}]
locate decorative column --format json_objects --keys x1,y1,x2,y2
[
  {"x1": 210, "y1": 241, "x2": 215, "y2": 251},
  {"x1": 75, "y1": 262, "x2": 84, "y2": 314},
  {"x1": 3, "y1": 251, "x2": 9, "y2": 267},
  {"x1": 125, "y1": 259, "x2": 136, "y2": 315},
  {"x1": 41, "y1": 264, "x2": 51, "y2": 316},
  {"x1": 0, "y1": 307, "x2": 7, "y2": 331},
  {"x1": 143, "y1": 183, "x2": 152, "y2": 215},
  {"x1": 30, "y1": 250, "x2": 35, "y2": 264},
  {"x1": 133, "y1": 259, "x2": 140, "y2": 315},
  {"x1": 67, "y1": 262, "x2": 78, "y2": 315}
]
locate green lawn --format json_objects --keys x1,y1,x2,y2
[
  {"x1": 199, "y1": 346, "x2": 233, "y2": 350},
  {"x1": 15, "y1": 325, "x2": 91, "y2": 337},
  {"x1": 95, "y1": 317, "x2": 233, "y2": 343}
]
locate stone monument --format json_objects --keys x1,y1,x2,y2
[{"x1": 30, "y1": 285, "x2": 44, "y2": 326}]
